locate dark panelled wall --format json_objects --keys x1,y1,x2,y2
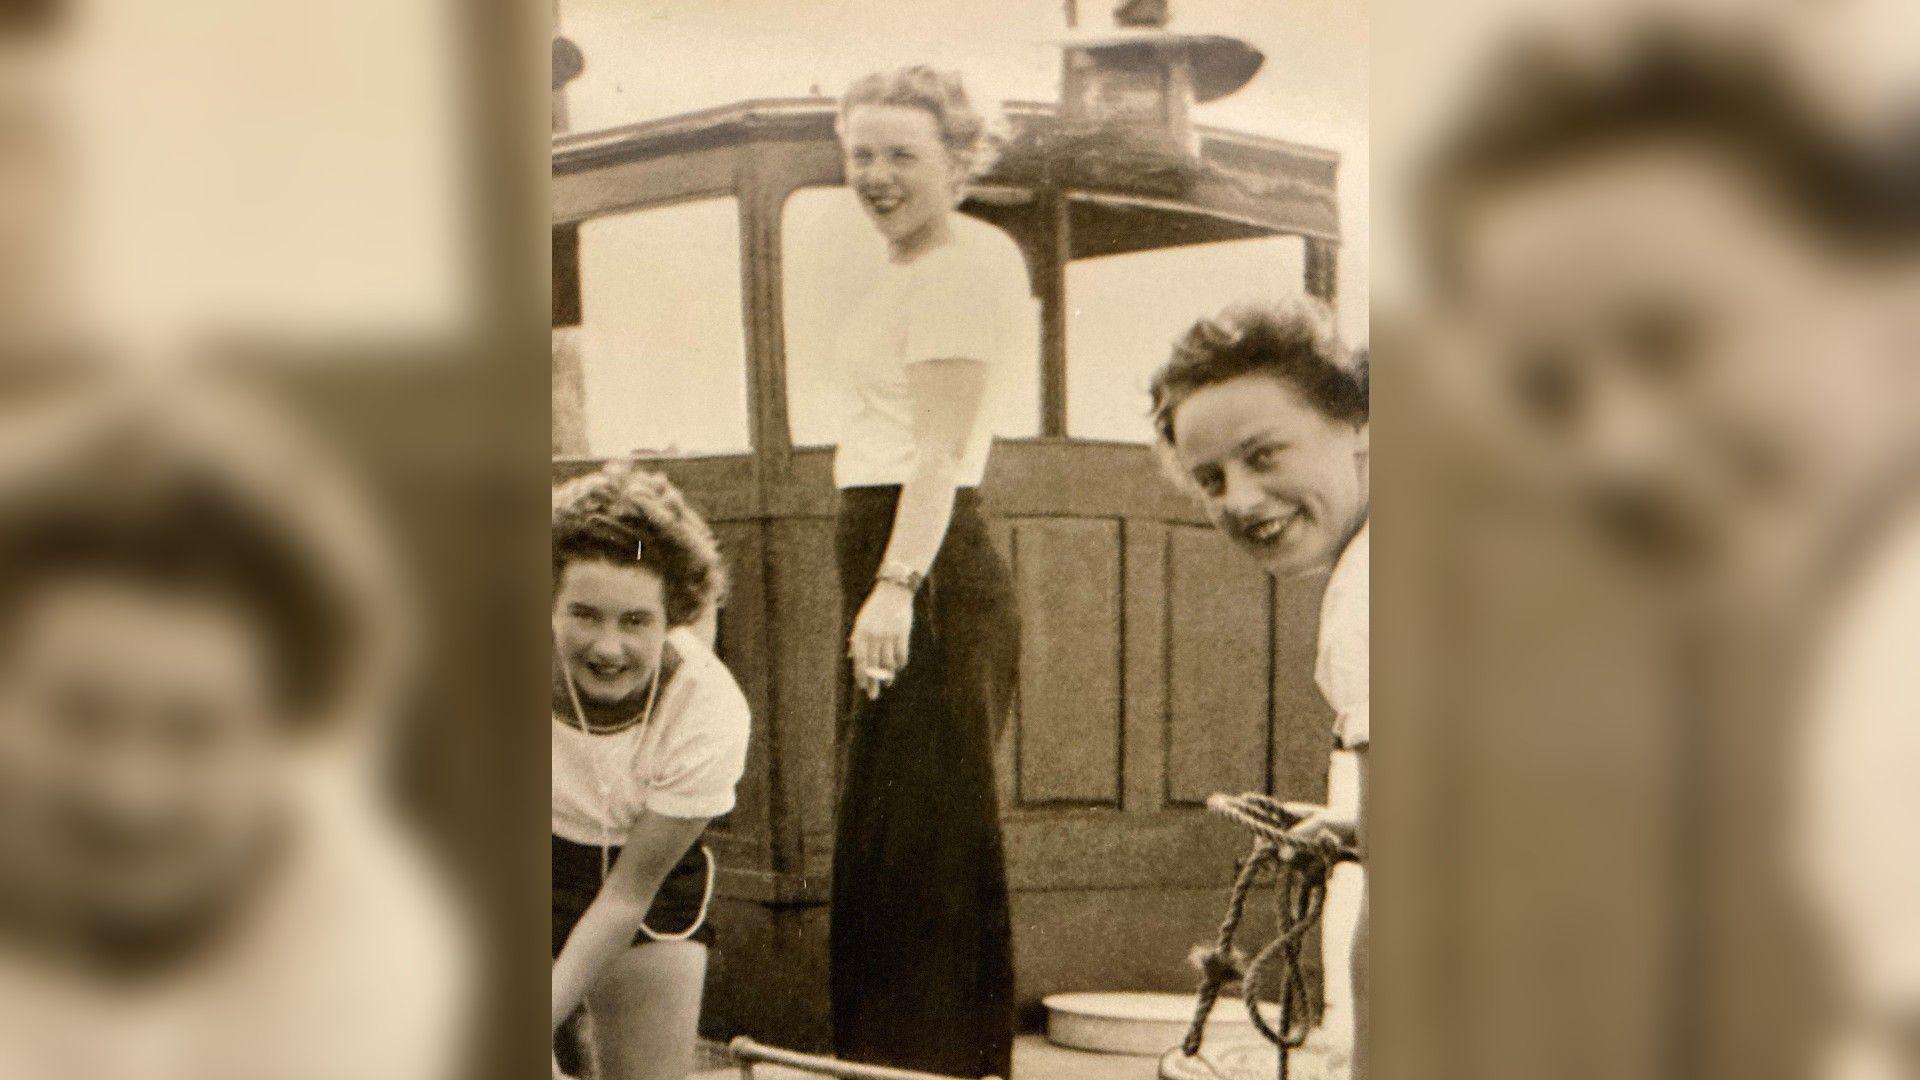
[{"x1": 632, "y1": 441, "x2": 1335, "y2": 1048}]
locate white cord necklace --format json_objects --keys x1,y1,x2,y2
[
  {"x1": 557, "y1": 647, "x2": 661, "y2": 880},
  {"x1": 553, "y1": 640, "x2": 718, "y2": 944}
]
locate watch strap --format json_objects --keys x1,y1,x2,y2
[{"x1": 875, "y1": 561, "x2": 926, "y2": 593}]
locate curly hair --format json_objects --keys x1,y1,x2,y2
[
  {"x1": 551, "y1": 461, "x2": 728, "y2": 628},
  {"x1": 1418, "y1": 13, "x2": 1920, "y2": 293},
  {"x1": 1149, "y1": 300, "x2": 1369, "y2": 449},
  {"x1": 837, "y1": 65, "x2": 995, "y2": 177}
]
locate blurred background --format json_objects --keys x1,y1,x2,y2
[
  {"x1": 0, "y1": 0, "x2": 551, "y2": 1078},
  {"x1": 1370, "y1": 1, "x2": 1919, "y2": 1079}
]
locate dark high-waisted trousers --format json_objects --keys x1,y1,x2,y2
[{"x1": 830, "y1": 485, "x2": 1019, "y2": 1080}]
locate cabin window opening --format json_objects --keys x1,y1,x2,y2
[
  {"x1": 562, "y1": 196, "x2": 751, "y2": 459},
  {"x1": 1064, "y1": 230, "x2": 1308, "y2": 443},
  {"x1": 779, "y1": 186, "x2": 1043, "y2": 450}
]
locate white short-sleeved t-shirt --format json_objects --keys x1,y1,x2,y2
[
  {"x1": 831, "y1": 215, "x2": 1033, "y2": 490},
  {"x1": 0, "y1": 771, "x2": 468, "y2": 1080},
  {"x1": 1317, "y1": 521, "x2": 1370, "y2": 751},
  {"x1": 551, "y1": 628, "x2": 751, "y2": 847}
]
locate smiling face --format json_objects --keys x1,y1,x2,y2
[
  {"x1": 840, "y1": 103, "x2": 966, "y2": 260},
  {"x1": 1170, "y1": 373, "x2": 1371, "y2": 578},
  {"x1": 552, "y1": 558, "x2": 668, "y2": 705},
  {"x1": 0, "y1": 575, "x2": 286, "y2": 946},
  {"x1": 1449, "y1": 142, "x2": 1912, "y2": 584}
]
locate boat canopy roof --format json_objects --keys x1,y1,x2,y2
[{"x1": 553, "y1": 97, "x2": 1340, "y2": 253}]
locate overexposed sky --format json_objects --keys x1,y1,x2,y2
[{"x1": 72, "y1": 0, "x2": 468, "y2": 346}]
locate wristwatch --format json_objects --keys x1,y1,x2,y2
[{"x1": 875, "y1": 560, "x2": 926, "y2": 593}]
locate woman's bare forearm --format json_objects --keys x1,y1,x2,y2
[
  {"x1": 551, "y1": 893, "x2": 656, "y2": 1030},
  {"x1": 1355, "y1": 747, "x2": 1369, "y2": 859},
  {"x1": 880, "y1": 455, "x2": 961, "y2": 575},
  {"x1": 550, "y1": 812, "x2": 709, "y2": 1031},
  {"x1": 881, "y1": 358, "x2": 988, "y2": 575}
]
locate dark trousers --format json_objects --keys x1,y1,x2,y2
[{"x1": 829, "y1": 486, "x2": 1019, "y2": 1080}]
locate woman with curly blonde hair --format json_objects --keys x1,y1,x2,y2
[
  {"x1": 549, "y1": 462, "x2": 750, "y2": 1080},
  {"x1": 826, "y1": 65, "x2": 1027, "y2": 1079}
]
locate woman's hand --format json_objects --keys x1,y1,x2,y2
[
  {"x1": 1281, "y1": 801, "x2": 1361, "y2": 858},
  {"x1": 849, "y1": 582, "x2": 914, "y2": 697}
]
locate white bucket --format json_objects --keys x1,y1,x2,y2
[{"x1": 1042, "y1": 991, "x2": 1280, "y2": 1057}]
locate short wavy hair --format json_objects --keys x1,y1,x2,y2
[
  {"x1": 1418, "y1": 12, "x2": 1920, "y2": 292},
  {"x1": 551, "y1": 461, "x2": 728, "y2": 628},
  {"x1": 1149, "y1": 300, "x2": 1369, "y2": 450},
  {"x1": 837, "y1": 65, "x2": 994, "y2": 177},
  {"x1": 0, "y1": 384, "x2": 389, "y2": 730}
]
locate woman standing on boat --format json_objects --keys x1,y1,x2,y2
[{"x1": 826, "y1": 65, "x2": 1028, "y2": 1080}]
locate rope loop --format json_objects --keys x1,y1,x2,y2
[{"x1": 1178, "y1": 792, "x2": 1356, "y2": 1061}]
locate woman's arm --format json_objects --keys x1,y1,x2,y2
[
  {"x1": 550, "y1": 810, "x2": 710, "y2": 1032},
  {"x1": 1284, "y1": 785, "x2": 1364, "y2": 857},
  {"x1": 848, "y1": 357, "x2": 989, "y2": 682},
  {"x1": 884, "y1": 357, "x2": 989, "y2": 573},
  {"x1": 1357, "y1": 747, "x2": 1369, "y2": 856},
  {"x1": 1285, "y1": 745, "x2": 1367, "y2": 858}
]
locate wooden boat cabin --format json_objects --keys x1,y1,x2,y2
[{"x1": 551, "y1": 27, "x2": 1345, "y2": 1048}]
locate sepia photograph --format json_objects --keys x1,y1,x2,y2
[
  {"x1": 6, "y1": 1, "x2": 1918, "y2": 1079},
  {"x1": 550, "y1": 1, "x2": 1368, "y2": 1078}
]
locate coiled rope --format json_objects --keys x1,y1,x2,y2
[{"x1": 1180, "y1": 792, "x2": 1355, "y2": 1068}]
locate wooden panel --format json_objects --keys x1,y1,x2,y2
[
  {"x1": 1011, "y1": 886, "x2": 1254, "y2": 1018},
  {"x1": 1166, "y1": 524, "x2": 1273, "y2": 803},
  {"x1": 988, "y1": 519, "x2": 1020, "y2": 813},
  {"x1": 985, "y1": 440, "x2": 1205, "y2": 524},
  {"x1": 763, "y1": 447, "x2": 838, "y2": 519},
  {"x1": 701, "y1": 899, "x2": 832, "y2": 1052},
  {"x1": 1004, "y1": 810, "x2": 1254, "y2": 892},
  {"x1": 763, "y1": 517, "x2": 844, "y2": 880},
  {"x1": 1271, "y1": 569, "x2": 1335, "y2": 802},
  {"x1": 1121, "y1": 521, "x2": 1170, "y2": 812},
  {"x1": 705, "y1": 520, "x2": 772, "y2": 870},
  {"x1": 1011, "y1": 519, "x2": 1123, "y2": 806}
]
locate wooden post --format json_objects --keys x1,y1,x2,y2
[
  {"x1": 550, "y1": 0, "x2": 589, "y2": 456},
  {"x1": 550, "y1": 225, "x2": 588, "y2": 456},
  {"x1": 1037, "y1": 190, "x2": 1071, "y2": 438},
  {"x1": 1305, "y1": 237, "x2": 1338, "y2": 307}
]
